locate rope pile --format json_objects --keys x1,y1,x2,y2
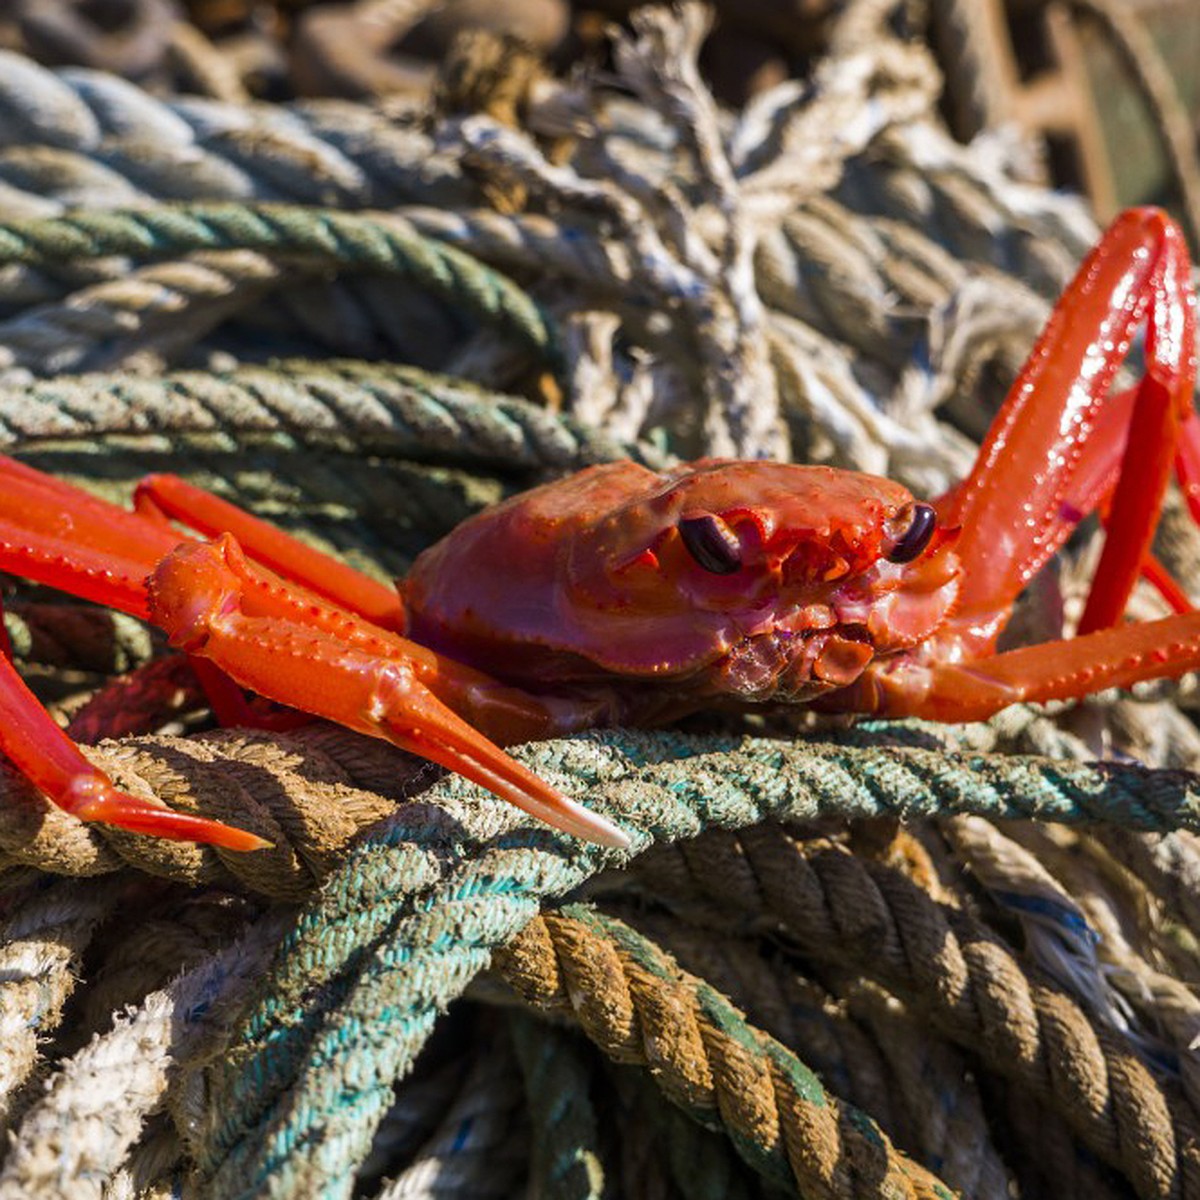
[{"x1": 2, "y1": 2, "x2": 1200, "y2": 1197}]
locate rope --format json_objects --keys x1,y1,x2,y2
[
  {"x1": 626, "y1": 912, "x2": 1010, "y2": 1197},
  {"x1": 0, "y1": 50, "x2": 469, "y2": 214},
  {"x1": 0, "y1": 874, "x2": 126, "y2": 1134},
  {"x1": 3, "y1": 602, "x2": 156, "y2": 673},
  {"x1": 602, "y1": 1058, "x2": 764, "y2": 1200},
  {"x1": 0, "y1": 909, "x2": 286, "y2": 1199},
  {"x1": 0, "y1": 37, "x2": 1098, "y2": 487},
  {"x1": 633, "y1": 824, "x2": 1200, "y2": 1198},
  {"x1": 8, "y1": 724, "x2": 1200, "y2": 894},
  {"x1": 492, "y1": 904, "x2": 953, "y2": 1199},
  {"x1": 0, "y1": 360, "x2": 668, "y2": 472},
  {"x1": 372, "y1": 1037, "x2": 528, "y2": 1200},
  {"x1": 77, "y1": 888, "x2": 262, "y2": 1041},
  {"x1": 171, "y1": 725, "x2": 1200, "y2": 1198},
  {"x1": 0, "y1": 725, "x2": 401, "y2": 898},
  {"x1": 0, "y1": 204, "x2": 558, "y2": 365}
]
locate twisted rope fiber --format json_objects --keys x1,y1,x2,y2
[
  {"x1": 190, "y1": 728, "x2": 1200, "y2": 1199},
  {"x1": 0, "y1": 909, "x2": 287, "y2": 1198},
  {"x1": 0, "y1": 52, "x2": 470, "y2": 213},
  {"x1": 0, "y1": 248, "x2": 283, "y2": 378},
  {"x1": 0, "y1": 204, "x2": 557, "y2": 364},
  {"x1": 0, "y1": 360, "x2": 668, "y2": 471},
  {"x1": 636, "y1": 824, "x2": 1200, "y2": 1199},
  {"x1": 626, "y1": 911, "x2": 1010, "y2": 1197},
  {"x1": 6, "y1": 721, "x2": 1200, "y2": 891},
  {"x1": 0, "y1": 725, "x2": 399, "y2": 898},
  {"x1": 0, "y1": 875, "x2": 125, "y2": 1133},
  {"x1": 494, "y1": 904, "x2": 952, "y2": 1198}
]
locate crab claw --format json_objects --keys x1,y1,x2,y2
[
  {"x1": 72, "y1": 781, "x2": 273, "y2": 852},
  {"x1": 150, "y1": 536, "x2": 631, "y2": 850},
  {"x1": 0, "y1": 650, "x2": 271, "y2": 852},
  {"x1": 368, "y1": 665, "x2": 631, "y2": 848}
]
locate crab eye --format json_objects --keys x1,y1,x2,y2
[
  {"x1": 885, "y1": 503, "x2": 937, "y2": 564},
  {"x1": 678, "y1": 512, "x2": 741, "y2": 574}
]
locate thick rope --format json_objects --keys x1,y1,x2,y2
[
  {"x1": 0, "y1": 909, "x2": 286, "y2": 1200},
  {"x1": 0, "y1": 874, "x2": 127, "y2": 1134},
  {"x1": 0, "y1": 249, "x2": 281, "y2": 377},
  {"x1": 7, "y1": 725, "x2": 1200, "y2": 894},
  {"x1": 0, "y1": 51, "x2": 470, "y2": 214},
  {"x1": 174, "y1": 726, "x2": 1200, "y2": 1198},
  {"x1": 626, "y1": 911, "x2": 1010, "y2": 1198},
  {"x1": 0, "y1": 360, "x2": 668, "y2": 471},
  {"x1": 492, "y1": 904, "x2": 953, "y2": 1199},
  {"x1": 0, "y1": 204, "x2": 557, "y2": 365},
  {"x1": 633, "y1": 825, "x2": 1200, "y2": 1199},
  {"x1": 0, "y1": 725, "x2": 402, "y2": 898}
]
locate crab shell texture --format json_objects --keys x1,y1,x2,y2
[{"x1": 404, "y1": 459, "x2": 961, "y2": 707}]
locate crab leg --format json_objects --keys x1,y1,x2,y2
[
  {"x1": 0, "y1": 458, "x2": 626, "y2": 848},
  {"x1": 0, "y1": 654, "x2": 272, "y2": 850},
  {"x1": 939, "y1": 207, "x2": 1198, "y2": 640},
  {"x1": 0, "y1": 461, "x2": 274, "y2": 848},
  {"x1": 873, "y1": 609, "x2": 1200, "y2": 723},
  {"x1": 134, "y1": 473, "x2": 404, "y2": 630},
  {"x1": 149, "y1": 536, "x2": 628, "y2": 847},
  {"x1": 866, "y1": 208, "x2": 1200, "y2": 722}
]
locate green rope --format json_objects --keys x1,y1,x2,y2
[
  {"x1": 0, "y1": 204, "x2": 558, "y2": 366},
  {"x1": 191, "y1": 726, "x2": 1200, "y2": 1198},
  {"x1": 0, "y1": 360, "x2": 667, "y2": 472},
  {"x1": 508, "y1": 1012, "x2": 606, "y2": 1200}
]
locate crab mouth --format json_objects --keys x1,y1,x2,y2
[
  {"x1": 702, "y1": 622, "x2": 874, "y2": 701},
  {"x1": 701, "y1": 545, "x2": 961, "y2": 702}
]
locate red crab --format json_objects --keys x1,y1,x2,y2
[{"x1": 1, "y1": 207, "x2": 1198, "y2": 852}]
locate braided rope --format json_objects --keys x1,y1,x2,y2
[
  {"x1": 493, "y1": 905, "x2": 953, "y2": 1199},
  {"x1": 0, "y1": 875, "x2": 126, "y2": 1133},
  {"x1": 0, "y1": 360, "x2": 668, "y2": 471},
  {"x1": 0, "y1": 204, "x2": 557, "y2": 364},
  {"x1": 169, "y1": 726, "x2": 1200, "y2": 1198},
  {"x1": 634, "y1": 825, "x2": 1200, "y2": 1198}
]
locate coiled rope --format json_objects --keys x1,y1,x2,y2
[
  {"x1": 495, "y1": 904, "x2": 953, "y2": 1199},
  {"x1": 7, "y1": 725, "x2": 1200, "y2": 895},
  {"x1": 0, "y1": 204, "x2": 558, "y2": 365},
  {"x1": 0, "y1": 359, "x2": 666, "y2": 471},
  {"x1": 135, "y1": 724, "x2": 1200, "y2": 1199}
]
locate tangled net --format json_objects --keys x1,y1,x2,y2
[{"x1": 2, "y1": 3, "x2": 1200, "y2": 1198}]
